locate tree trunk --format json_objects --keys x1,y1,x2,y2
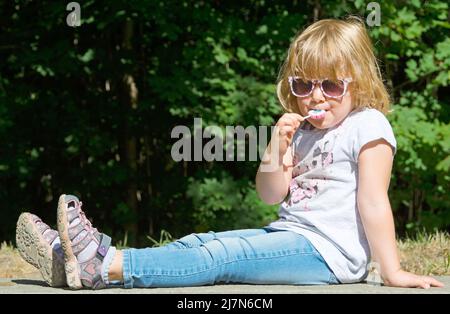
[
  {"x1": 144, "y1": 135, "x2": 154, "y2": 236},
  {"x1": 121, "y1": 19, "x2": 139, "y2": 245},
  {"x1": 313, "y1": 0, "x2": 321, "y2": 22}
]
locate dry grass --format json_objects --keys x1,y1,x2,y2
[
  {"x1": 398, "y1": 231, "x2": 450, "y2": 276},
  {"x1": 0, "y1": 232, "x2": 449, "y2": 278},
  {"x1": 0, "y1": 242, "x2": 40, "y2": 279}
]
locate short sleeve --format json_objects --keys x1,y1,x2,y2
[{"x1": 351, "y1": 109, "x2": 397, "y2": 162}]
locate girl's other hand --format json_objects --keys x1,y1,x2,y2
[
  {"x1": 274, "y1": 113, "x2": 305, "y2": 157},
  {"x1": 383, "y1": 269, "x2": 444, "y2": 289}
]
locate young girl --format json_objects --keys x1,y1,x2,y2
[{"x1": 16, "y1": 17, "x2": 443, "y2": 290}]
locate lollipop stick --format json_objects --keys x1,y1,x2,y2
[{"x1": 291, "y1": 139, "x2": 296, "y2": 159}]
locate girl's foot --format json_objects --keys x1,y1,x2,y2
[
  {"x1": 16, "y1": 212, "x2": 67, "y2": 287},
  {"x1": 57, "y1": 194, "x2": 113, "y2": 290}
]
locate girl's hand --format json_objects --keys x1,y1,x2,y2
[
  {"x1": 383, "y1": 269, "x2": 444, "y2": 289},
  {"x1": 273, "y1": 113, "x2": 305, "y2": 157}
]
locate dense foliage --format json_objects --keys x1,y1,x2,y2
[{"x1": 1, "y1": 0, "x2": 448, "y2": 244}]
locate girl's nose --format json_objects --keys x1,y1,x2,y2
[{"x1": 311, "y1": 84, "x2": 325, "y2": 101}]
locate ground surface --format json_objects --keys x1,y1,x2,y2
[{"x1": 0, "y1": 276, "x2": 449, "y2": 294}]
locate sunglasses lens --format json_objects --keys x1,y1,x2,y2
[
  {"x1": 291, "y1": 79, "x2": 313, "y2": 96},
  {"x1": 322, "y1": 80, "x2": 345, "y2": 97}
]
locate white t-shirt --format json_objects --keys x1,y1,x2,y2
[{"x1": 268, "y1": 108, "x2": 397, "y2": 283}]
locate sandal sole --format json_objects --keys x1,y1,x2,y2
[{"x1": 16, "y1": 213, "x2": 66, "y2": 287}]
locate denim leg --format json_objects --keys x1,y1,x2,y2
[
  {"x1": 163, "y1": 229, "x2": 269, "y2": 249},
  {"x1": 122, "y1": 230, "x2": 338, "y2": 288}
]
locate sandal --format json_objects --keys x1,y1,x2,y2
[
  {"x1": 57, "y1": 194, "x2": 112, "y2": 289},
  {"x1": 16, "y1": 212, "x2": 66, "y2": 287}
]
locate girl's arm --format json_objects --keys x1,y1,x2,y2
[
  {"x1": 357, "y1": 139, "x2": 444, "y2": 289},
  {"x1": 256, "y1": 145, "x2": 293, "y2": 205},
  {"x1": 256, "y1": 113, "x2": 304, "y2": 204}
]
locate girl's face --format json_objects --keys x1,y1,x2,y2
[{"x1": 296, "y1": 81, "x2": 353, "y2": 129}]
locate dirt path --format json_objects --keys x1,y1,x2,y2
[{"x1": 0, "y1": 244, "x2": 40, "y2": 279}]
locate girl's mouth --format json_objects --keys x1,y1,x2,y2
[{"x1": 307, "y1": 109, "x2": 326, "y2": 120}]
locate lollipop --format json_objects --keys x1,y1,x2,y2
[{"x1": 304, "y1": 109, "x2": 326, "y2": 120}]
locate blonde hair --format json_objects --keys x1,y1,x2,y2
[{"x1": 276, "y1": 16, "x2": 391, "y2": 115}]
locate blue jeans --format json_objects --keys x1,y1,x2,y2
[{"x1": 121, "y1": 228, "x2": 339, "y2": 288}]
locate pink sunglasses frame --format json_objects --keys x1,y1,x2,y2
[{"x1": 288, "y1": 76, "x2": 353, "y2": 98}]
